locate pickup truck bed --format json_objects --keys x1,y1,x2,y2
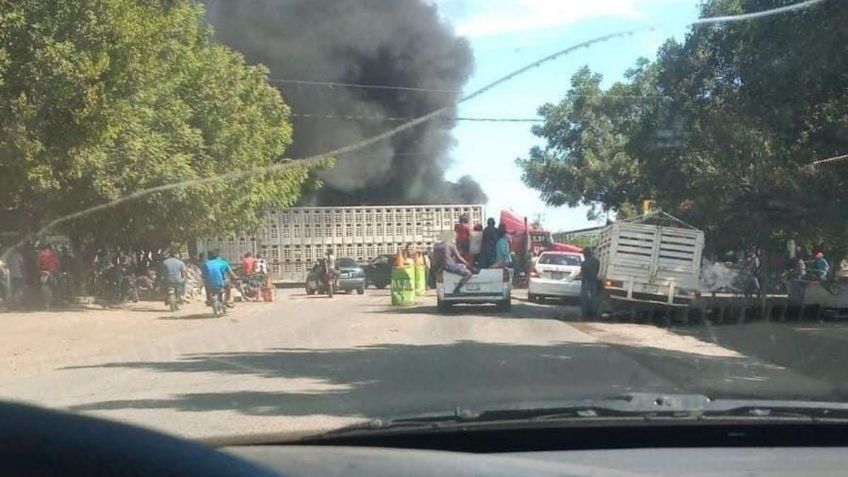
[{"x1": 437, "y1": 269, "x2": 512, "y2": 312}]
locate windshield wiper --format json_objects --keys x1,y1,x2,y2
[{"x1": 334, "y1": 393, "x2": 848, "y2": 433}]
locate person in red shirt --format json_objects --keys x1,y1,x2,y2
[
  {"x1": 242, "y1": 252, "x2": 256, "y2": 276},
  {"x1": 38, "y1": 244, "x2": 61, "y2": 275},
  {"x1": 454, "y1": 214, "x2": 473, "y2": 266}
]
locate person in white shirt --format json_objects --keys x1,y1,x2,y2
[{"x1": 255, "y1": 255, "x2": 268, "y2": 275}]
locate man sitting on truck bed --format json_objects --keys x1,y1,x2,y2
[{"x1": 441, "y1": 235, "x2": 473, "y2": 294}]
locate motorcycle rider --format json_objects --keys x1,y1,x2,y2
[
  {"x1": 324, "y1": 248, "x2": 339, "y2": 287},
  {"x1": 37, "y1": 244, "x2": 61, "y2": 305},
  {"x1": 161, "y1": 249, "x2": 187, "y2": 309},
  {"x1": 203, "y1": 250, "x2": 237, "y2": 309}
]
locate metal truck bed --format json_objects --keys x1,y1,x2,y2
[{"x1": 596, "y1": 215, "x2": 704, "y2": 306}]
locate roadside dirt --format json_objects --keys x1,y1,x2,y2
[{"x1": 0, "y1": 301, "x2": 268, "y2": 381}]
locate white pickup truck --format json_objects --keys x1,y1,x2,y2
[{"x1": 436, "y1": 268, "x2": 512, "y2": 312}]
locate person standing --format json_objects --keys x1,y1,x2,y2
[
  {"x1": 38, "y1": 244, "x2": 61, "y2": 276},
  {"x1": 744, "y1": 249, "x2": 761, "y2": 295},
  {"x1": 403, "y1": 243, "x2": 415, "y2": 267},
  {"x1": 325, "y1": 248, "x2": 338, "y2": 286},
  {"x1": 454, "y1": 214, "x2": 472, "y2": 265},
  {"x1": 255, "y1": 254, "x2": 268, "y2": 275},
  {"x1": 161, "y1": 249, "x2": 187, "y2": 308},
  {"x1": 491, "y1": 223, "x2": 513, "y2": 270},
  {"x1": 422, "y1": 246, "x2": 432, "y2": 289},
  {"x1": 811, "y1": 252, "x2": 829, "y2": 281},
  {"x1": 795, "y1": 256, "x2": 807, "y2": 279},
  {"x1": 242, "y1": 252, "x2": 256, "y2": 277},
  {"x1": 6, "y1": 247, "x2": 24, "y2": 308},
  {"x1": 480, "y1": 218, "x2": 498, "y2": 269},
  {"x1": 577, "y1": 247, "x2": 601, "y2": 317}
]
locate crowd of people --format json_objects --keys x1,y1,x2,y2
[
  {"x1": 0, "y1": 239, "x2": 273, "y2": 311},
  {"x1": 724, "y1": 245, "x2": 841, "y2": 297},
  {"x1": 425, "y1": 214, "x2": 517, "y2": 294},
  {"x1": 0, "y1": 242, "x2": 77, "y2": 309}
]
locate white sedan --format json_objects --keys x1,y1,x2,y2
[{"x1": 528, "y1": 251, "x2": 583, "y2": 302}]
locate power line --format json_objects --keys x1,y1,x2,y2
[
  {"x1": 268, "y1": 78, "x2": 460, "y2": 94},
  {"x1": 812, "y1": 153, "x2": 848, "y2": 166},
  {"x1": 272, "y1": 77, "x2": 669, "y2": 100},
  {"x1": 290, "y1": 113, "x2": 543, "y2": 123}
]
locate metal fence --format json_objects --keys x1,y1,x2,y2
[{"x1": 198, "y1": 205, "x2": 485, "y2": 282}]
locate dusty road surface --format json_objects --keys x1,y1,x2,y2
[{"x1": 0, "y1": 289, "x2": 845, "y2": 440}]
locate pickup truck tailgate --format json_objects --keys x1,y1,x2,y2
[{"x1": 441, "y1": 269, "x2": 509, "y2": 296}]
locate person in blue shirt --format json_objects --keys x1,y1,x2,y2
[
  {"x1": 811, "y1": 252, "x2": 829, "y2": 281},
  {"x1": 491, "y1": 223, "x2": 513, "y2": 269},
  {"x1": 204, "y1": 250, "x2": 237, "y2": 307}
]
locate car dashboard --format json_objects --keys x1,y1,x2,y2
[{"x1": 226, "y1": 445, "x2": 848, "y2": 477}]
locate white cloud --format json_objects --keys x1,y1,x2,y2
[{"x1": 432, "y1": 0, "x2": 660, "y2": 38}]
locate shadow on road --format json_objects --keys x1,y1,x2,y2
[
  {"x1": 157, "y1": 313, "x2": 217, "y2": 321},
  {"x1": 674, "y1": 321, "x2": 848, "y2": 387},
  {"x1": 65, "y1": 329, "x2": 842, "y2": 419},
  {"x1": 372, "y1": 300, "x2": 581, "y2": 321}
]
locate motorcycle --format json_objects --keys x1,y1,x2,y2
[
  {"x1": 208, "y1": 286, "x2": 226, "y2": 316},
  {"x1": 39, "y1": 271, "x2": 58, "y2": 309},
  {"x1": 97, "y1": 264, "x2": 138, "y2": 306},
  {"x1": 136, "y1": 269, "x2": 158, "y2": 301},
  {"x1": 305, "y1": 259, "x2": 337, "y2": 297},
  {"x1": 238, "y1": 273, "x2": 266, "y2": 301}
]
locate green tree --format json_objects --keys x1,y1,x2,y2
[
  {"x1": 0, "y1": 0, "x2": 319, "y2": 252},
  {"x1": 518, "y1": 0, "x2": 848, "y2": 260}
]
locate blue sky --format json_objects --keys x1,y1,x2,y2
[{"x1": 433, "y1": 0, "x2": 701, "y2": 232}]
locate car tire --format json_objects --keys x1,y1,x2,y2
[
  {"x1": 496, "y1": 296, "x2": 512, "y2": 312},
  {"x1": 376, "y1": 281, "x2": 388, "y2": 290},
  {"x1": 437, "y1": 297, "x2": 452, "y2": 313},
  {"x1": 306, "y1": 286, "x2": 315, "y2": 295},
  {"x1": 528, "y1": 293, "x2": 538, "y2": 303},
  {"x1": 357, "y1": 287, "x2": 365, "y2": 295}
]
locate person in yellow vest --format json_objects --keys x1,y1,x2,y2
[
  {"x1": 405, "y1": 243, "x2": 416, "y2": 266},
  {"x1": 422, "y1": 246, "x2": 432, "y2": 289}
]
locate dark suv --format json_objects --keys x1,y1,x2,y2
[{"x1": 364, "y1": 254, "x2": 394, "y2": 289}]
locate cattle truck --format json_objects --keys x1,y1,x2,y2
[
  {"x1": 595, "y1": 213, "x2": 704, "y2": 307},
  {"x1": 198, "y1": 205, "x2": 485, "y2": 282}
]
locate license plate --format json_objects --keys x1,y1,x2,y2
[
  {"x1": 341, "y1": 273, "x2": 350, "y2": 278},
  {"x1": 551, "y1": 272, "x2": 564, "y2": 280},
  {"x1": 464, "y1": 283, "x2": 480, "y2": 291}
]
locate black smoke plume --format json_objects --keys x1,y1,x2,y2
[{"x1": 204, "y1": 0, "x2": 487, "y2": 205}]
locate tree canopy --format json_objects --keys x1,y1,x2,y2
[
  {"x1": 0, "y1": 0, "x2": 319, "y2": 250},
  {"x1": 518, "y1": 0, "x2": 848, "y2": 257}
]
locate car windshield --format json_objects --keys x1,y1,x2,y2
[
  {"x1": 1, "y1": 0, "x2": 846, "y2": 444},
  {"x1": 539, "y1": 254, "x2": 582, "y2": 266}
]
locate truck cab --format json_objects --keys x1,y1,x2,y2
[{"x1": 499, "y1": 210, "x2": 582, "y2": 256}]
